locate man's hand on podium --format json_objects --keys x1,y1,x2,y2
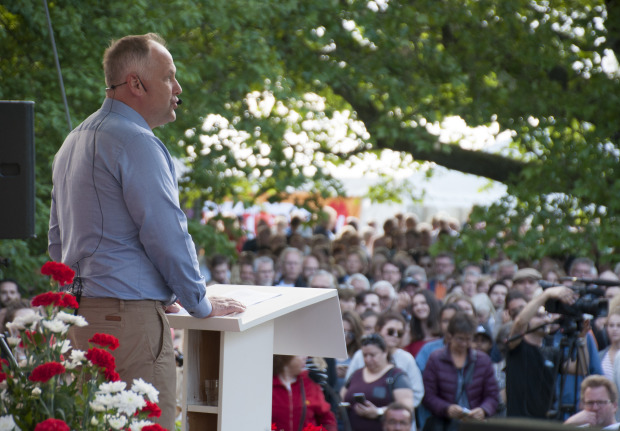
[{"x1": 207, "y1": 296, "x2": 247, "y2": 317}]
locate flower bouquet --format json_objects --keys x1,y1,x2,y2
[{"x1": 0, "y1": 262, "x2": 167, "y2": 430}]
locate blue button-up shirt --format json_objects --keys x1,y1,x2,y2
[{"x1": 49, "y1": 98, "x2": 212, "y2": 318}]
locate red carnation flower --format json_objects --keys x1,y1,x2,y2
[
  {"x1": 57, "y1": 292, "x2": 79, "y2": 309},
  {"x1": 40, "y1": 262, "x2": 75, "y2": 286},
  {"x1": 272, "y1": 424, "x2": 277, "y2": 430},
  {"x1": 29, "y1": 362, "x2": 66, "y2": 383},
  {"x1": 86, "y1": 347, "x2": 116, "y2": 370},
  {"x1": 139, "y1": 400, "x2": 162, "y2": 418},
  {"x1": 89, "y1": 333, "x2": 120, "y2": 351},
  {"x1": 104, "y1": 368, "x2": 120, "y2": 382},
  {"x1": 34, "y1": 418, "x2": 70, "y2": 431},
  {"x1": 0, "y1": 359, "x2": 8, "y2": 383},
  {"x1": 142, "y1": 424, "x2": 167, "y2": 431}
]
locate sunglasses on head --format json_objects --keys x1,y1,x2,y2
[{"x1": 386, "y1": 328, "x2": 404, "y2": 338}]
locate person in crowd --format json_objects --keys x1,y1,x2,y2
[
  {"x1": 276, "y1": 247, "x2": 306, "y2": 287},
  {"x1": 2, "y1": 299, "x2": 38, "y2": 364},
  {"x1": 472, "y1": 325, "x2": 494, "y2": 356},
  {"x1": 357, "y1": 291, "x2": 382, "y2": 315},
  {"x1": 349, "y1": 273, "x2": 372, "y2": 294},
  {"x1": 505, "y1": 285, "x2": 588, "y2": 419},
  {"x1": 345, "y1": 248, "x2": 369, "y2": 281},
  {"x1": 495, "y1": 260, "x2": 518, "y2": 282},
  {"x1": 415, "y1": 303, "x2": 461, "y2": 429},
  {"x1": 242, "y1": 223, "x2": 272, "y2": 253},
  {"x1": 504, "y1": 290, "x2": 528, "y2": 323},
  {"x1": 272, "y1": 354, "x2": 337, "y2": 431},
  {"x1": 382, "y1": 402, "x2": 414, "y2": 431},
  {"x1": 337, "y1": 310, "x2": 365, "y2": 391},
  {"x1": 207, "y1": 254, "x2": 231, "y2": 285},
  {"x1": 302, "y1": 254, "x2": 321, "y2": 285},
  {"x1": 394, "y1": 276, "x2": 420, "y2": 320},
  {"x1": 309, "y1": 270, "x2": 337, "y2": 289},
  {"x1": 338, "y1": 287, "x2": 358, "y2": 313},
  {"x1": 422, "y1": 312, "x2": 499, "y2": 430},
  {"x1": 361, "y1": 310, "x2": 380, "y2": 335},
  {"x1": 599, "y1": 306, "x2": 620, "y2": 421},
  {"x1": 443, "y1": 293, "x2": 475, "y2": 317},
  {"x1": 568, "y1": 257, "x2": 598, "y2": 280},
  {"x1": 487, "y1": 281, "x2": 508, "y2": 332},
  {"x1": 471, "y1": 293, "x2": 496, "y2": 333},
  {"x1": 373, "y1": 281, "x2": 398, "y2": 313},
  {"x1": 511, "y1": 268, "x2": 543, "y2": 301},
  {"x1": 382, "y1": 260, "x2": 404, "y2": 290},
  {"x1": 403, "y1": 265, "x2": 428, "y2": 290},
  {"x1": 459, "y1": 271, "x2": 479, "y2": 298},
  {"x1": 346, "y1": 311, "x2": 425, "y2": 412},
  {"x1": 0, "y1": 279, "x2": 23, "y2": 329},
  {"x1": 47, "y1": 33, "x2": 245, "y2": 428},
  {"x1": 254, "y1": 255, "x2": 276, "y2": 286},
  {"x1": 404, "y1": 289, "x2": 441, "y2": 358},
  {"x1": 341, "y1": 333, "x2": 414, "y2": 431},
  {"x1": 428, "y1": 253, "x2": 456, "y2": 301},
  {"x1": 235, "y1": 251, "x2": 256, "y2": 285},
  {"x1": 564, "y1": 375, "x2": 620, "y2": 429}
]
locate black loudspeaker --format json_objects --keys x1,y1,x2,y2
[
  {"x1": 459, "y1": 418, "x2": 583, "y2": 431},
  {"x1": 0, "y1": 101, "x2": 35, "y2": 239}
]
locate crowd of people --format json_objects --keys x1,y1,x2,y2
[
  {"x1": 3, "y1": 207, "x2": 620, "y2": 430},
  {"x1": 196, "y1": 210, "x2": 620, "y2": 431}
]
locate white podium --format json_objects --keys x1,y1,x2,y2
[{"x1": 167, "y1": 285, "x2": 347, "y2": 431}]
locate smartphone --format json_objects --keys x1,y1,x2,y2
[
  {"x1": 461, "y1": 407, "x2": 471, "y2": 415},
  {"x1": 353, "y1": 393, "x2": 366, "y2": 404}
]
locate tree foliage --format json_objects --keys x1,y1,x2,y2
[{"x1": 1, "y1": 0, "x2": 618, "y2": 288}]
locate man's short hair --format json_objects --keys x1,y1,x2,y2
[
  {"x1": 580, "y1": 375, "x2": 618, "y2": 405},
  {"x1": 382, "y1": 402, "x2": 413, "y2": 425},
  {"x1": 447, "y1": 312, "x2": 477, "y2": 336},
  {"x1": 308, "y1": 270, "x2": 336, "y2": 289},
  {"x1": 569, "y1": 257, "x2": 597, "y2": 277},
  {"x1": 505, "y1": 289, "x2": 527, "y2": 309},
  {"x1": 372, "y1": 280, "x2": 396, "y2": 299},
  {"x1": 348, "y1": 273, "x2": 370, "y2": 290},
  {"x1": 103, "y1": 33, "x2": 165, "y2": 87},
  {"x1": 253, "y1": 256, "x2": 274, "y2": 272},
  {"x1": 209, "y1": 254, "x2": 230, "y2": 270}
]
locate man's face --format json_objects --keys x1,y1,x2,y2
[
  {"x1": 383, "y1": 408, "x2": 412, "y2": 431},
  {"x1": 571, "y1": 262, "x2": 594, "y2": 279},
  {"x1": 141, "y1": 42, "x2": 182, "y2": 129},
  {"x1": 461, "y1": 274, "x2": 478, "y2": 297},
  {"x1": 211, "y1": 263, "x2": 230, "y2": 284},
  {"x1": 382, "y1": 263, "x2": 401, "y2": 287},
  {"x1": 507, "y1": 298, "x2": 527, "y2": 321},
  {"x1": 302, "y1": 256, "x2": 320, "y2": 281},
  {"x1": 434, "y1": 257, "x2": 454, "y2": 277},
  {"x1": 256, "y1": 262, "x2": 275, "y2": 286},
  {"x1": 283, "y1": 252, "x2": 302, "y2": 281},
  {"x1": 513, "y1": 278, "x2": 539, "y2": 300},
  {"x1": 489, "y1": 284, "x2": 508, "y2": 309},
  {"x1": 375, "y1": 285, "x2": 394, "y2": 311},
  {"x1": 0, "y1": 282, "x2": 20, "y2": 306},
  {"x1": 345, "y1": 254, "x2": 363, "y2": 275},
  {"x1": 239, "y1": 264, "x2": 255, "y2": 284},
  {"x1": 360, "y1": 293, "x2": 381, "y2": 314},
  {"x1": 582, "y1": 386, "x2": 617, "y2": 427}
]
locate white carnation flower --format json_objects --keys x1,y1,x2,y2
[
  {"x1": 128, "y1": 419, "x2": 153, "y2": 431},
  {"x1": 55, "y1": 311, "x2": 88, "y2": 327},
  {"x1": 6, "y1": 337, "x2": 19, "y2": 347},
  {"x1": 106, "y1": 415, "x2": 127, "y2": 430},
  {"x1": 69, "y1": 349, "x2": 86, "y2": 362},
  {"x1": 131, "y1": 378, "x2": 159, "y2": 402},
  {"x1": 98, "y1": 381, "x2": 127, "y2": 394},
  {"x1": 116, "y1": 390, "x2": 146, "y2": 416},
  {"x1": 0, "y1": 415, "x2": 17, "y2": 431},
  {"x1": 31, "y1": 387, "x2": 41, "y2": 396},
  {"x1": 54, "y1": 339, "x2": 72, "y2": 354},
  {"x1": 90, "y1": 417, "x2": 99, "y2": 426},
  {"x1": 41, "y1": 319, "x2": 69, "y2": 334}
]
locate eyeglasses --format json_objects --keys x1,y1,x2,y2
[
  {"x1": 584, "y1": 400, "x2": 612, "y2": 408},
  {"x1": 386, "y1": 328, "x2": 404, "y2": 338}
]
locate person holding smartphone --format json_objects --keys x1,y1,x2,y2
[{"x1": 341, "y1": 333, "x2": 414, "y2": 431}]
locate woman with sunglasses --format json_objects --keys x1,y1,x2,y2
[
  {"x1": 422, "y1": 312, "x2": 499, "y2": 431},
  {"x1": 341, "y1": 333, "x2": 414, "y2": 431},
  {"x1": 344, "y1": 311, "x2": 424, "y2": 426}
]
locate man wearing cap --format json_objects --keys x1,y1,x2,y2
[{"x1": 512, "y1": 268, "x2": 543, "y2": 301}]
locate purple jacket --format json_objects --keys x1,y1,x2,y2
[{"x1": 422, "y1": 347, "x2": 499, "y2": 418}]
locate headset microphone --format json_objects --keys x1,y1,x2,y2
[{"x1": 177, "y1": 99, "x2": 183, "y2": 105}]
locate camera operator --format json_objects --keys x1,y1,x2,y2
[{"x1": 506, "y1": 286, "x2": 590, "y2": 419}]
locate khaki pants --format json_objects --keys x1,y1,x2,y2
[{"x1": 70, "y1": 297, "x2": 176, "y2": 430}]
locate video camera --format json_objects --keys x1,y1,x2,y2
[{"x1": 542, "y1": 279, "x2": 608, "y2": 319}]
